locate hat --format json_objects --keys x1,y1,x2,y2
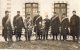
[
  {"x1": 27, "y1": 14, "x2": 30, "y2": 15},
  {"x1": 72, "y1": 10, "x2": 76, "y2": 13},
  {"x1": 62, "y1": 13, "x2": 66, "y2": 15},
  {"x1": 5, "y1": 10, "x2": 9, "y2": 13},
  {"x1": 17, "y1": 11, "x2": 20, "y2": 13},
  {"x1": 53, "y1": 12, "x2": 57, "y2": 14}
]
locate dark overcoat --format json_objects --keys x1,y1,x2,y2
[
  {"x1": 44, "y1": 18, "x2": 50, "y2": 30},
  {"x1": 13, "y1": 15, "x2": 24, "y2": 35},
  {"x1": 33, "y1": 15, "x2": 42, "y2": 32},
  {"x1": 50, "y1": 16, "x2": 60, "y2": 35},
  {"x1": 70, "y1": 15, "x2": 79, "y2": 36},
  {"x1": 2, "y1": 16, "x2": 13, "y2": 38},
  {"x1": 61, "y1": 18, "x2": 69, "y2": 35}
]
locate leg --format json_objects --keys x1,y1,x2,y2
[
  {"x1": 38, "y1": 31, "x2": 41, "y2": 40},
  {"x1": 56, "y1": 34, "x2": 58, "y2": 40},
  {"x1": 4, "y1": 37, "x2": 7, "y2": 41},
  {"x1": 25, "y1": 35, "x2": 27, "y2": 41},
  {"x1": 43, "y1": 34, "x2": 45, "y2": 40},
  {"x1": 46, "y1": 29, "x2": 48, "y2": 40},
  {"x1": 73, "y1": 35, "x2": 75, "y2": 42},
  {"x1": 15, "y1": 34, "x2": 18, "y2": 41},
  {"x1": 46, "y1": 34, "x2": 48, "y2": 40},
  {"x1": 41, "y1": 34, "x2": 43, "y2": 40},
  {"x1": 8, "y1": 34, "x2": 12, "y2": 42},
  {"x1": 19, "y1": 32, "x2": 22, "y2": 41},
  {"x1": 25, "y1": 33, "x2": 28, "y2": 41},
  {"x1": 25, "y1": 30, "x2": 28, "y2": 41},
  {"x1": 28, "y1": 34, "x2": 30, "y2": 41},
  {"x1": 76, "y1": 35, "x2": 79, "y2": 42},
  {"x1": 60, "y1": 34, "x2": 62, "y2": 40},
  {"x1": 28, "y1": 31, "x2": 30, "y2": 41},
  {"x1": 46, "y1": 31, "x2": 48, "y2": 40},
  {"x1": 63, "y1": 34, "x2": 66, "y2": 41},
  {"x1": 52, "y1": 34, "x2": 54, "y2": 40}
]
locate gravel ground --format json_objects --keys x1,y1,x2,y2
[{"x1": 0, "y1": 40, "x2": 80, "y2": 50}]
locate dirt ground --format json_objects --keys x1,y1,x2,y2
[{"x1": 0, "y1": 40, "x2": 80, "y2": 50}]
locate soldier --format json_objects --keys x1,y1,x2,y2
[
  {"x1": 70, "y1": 11, "x2": 79, "y2": 42},
  {"x1": 50, "y1": 12, "x2": 60, "y2": 40},
  {"x1": 44, "y1": 15, "x2": 50, "y2": 40},
  {"x1": 33, "y1": 11, "x2": 42, "y2": 40},
  {"x1": 2, "y1": 11, "x2": 13, "y2": 41},
  {"x1": 13, "y1": 11, "x2": 24, "y2": 41},
  {"x1": 61, "y1": 13, "x2": 69, "y2": 41},
  {"x1": 40, "y1": 20, "x2": 46, "y2": 40},
  {"x1": 24, "y1": 14, "x2": 32, "y2": 41}
]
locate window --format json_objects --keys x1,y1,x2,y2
[
  {"x1": 54, "y1": 3, "x2": 67, "y2": 21},
  {"x1": 25, "y1": 3, "x2": 38, "y2": 18}
]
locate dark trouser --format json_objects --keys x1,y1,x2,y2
[
  {"x1": 41, "y1": 32, "x2": 45, "y2": 40},
  {"x1": 25, "y1": 29, "x2": 28, "y2": 41},
  {"x1": 25, "y1": 32, "x2": 28, "y2": 41},
  {"x1": 15, "y1": 28, "x2": 22, "y2": 41},
  {"x1": 45, "y1": 28, "x2": 49, "y2": 40},
  {"x1": 41, "y1": 35, "x2": 45, "y2": 40},
  {"x1": 7, "y1": 33, "x2": 13, "y2": 42},
  {"x1": 63, "y1": 34, "x2": 67, "y2": 41},
  {"x1": 52, "y1": 34, "x2": 58, "y2": 40},
  {"x1": 3, "y1": 32, "x2": 12, "y2": 42},
  {"x1": 60, "y1": 34, "x2": 62, "y2": 40},
  {"x1": 3, "y1": 29, "x2": 13, "y2": 42},
  {"x1": 35, "y1": 26, "x2": 41, "y2": 40},
  {"x1": 43, "y1": 34, "x2": 45, "y2": 40},
  {"x1": 72, "y1": 34, "x2": 79, "y2": 42},
  {"x1": 4, "y1": 36, "x2": 7, "y2": 41},
  {"x1": 4, "y1": 34, "x2": 12, "y2": 42},
  {"x1": 27, "y1": 30, "x2": 32, "y2": 41},
  {"x1": 16, "y1": 33, "x2": 21, "y2": 41},
  {"x1": 36, "y1": 29, "x2": 41, "y2": 40}
]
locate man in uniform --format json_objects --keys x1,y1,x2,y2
[
  {"x1": 61, "y1": 13, "x2": 69, "y2": 41},
  {"x1": 50, "y1": 12, "x2": 60, "y2": 40},
  {"x1": 13, "y1": 11, "x2": 24, "y2": 41},
  {"x1": 24, "y1": 14, "x2": 32, "y2": 41},
  {"x1": 2, "y1": 11, "x2": 13, "y2": 41},
  {"x1": 44, "y1": 15, "x2": 50, "y2": 40},
  {"x1": 33, "y1": 11, "x2": 42, "y2": 40},
  {"x1": 70, "y1": 11, "x2": 79, "y2": 42}
]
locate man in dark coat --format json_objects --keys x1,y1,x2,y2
[
  {"x1": 61, "y1": 13, "x2": 69, "y2": 41},
  {"x1": 44, "y1": 15, "x2": 50, "y2": 40},
  {"x1": 70, "y1": 11, "x2": 79, "y2": 42},
  {"x1": 33, "y1": 11, "x2": 42, "y2": 40},
  {"x1": 2, "y1": 11, "x2": 13, "y2": 41},
  {"x1": 50, "y1": 12, "x2": 60, "y2": 40},
  {"x1": 13, "y1": 11, "x2": 24, "y2": 41}
]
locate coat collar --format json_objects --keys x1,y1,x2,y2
[
  {"x1": 61, "y1": 17, "x2": 68, "y2": 22},
  {"x1": 52, "y1": 15, "x2": 58, "y2": 20}
]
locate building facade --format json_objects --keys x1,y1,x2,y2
[{"x1": 0, "y1": 0, "x2": 80, "y2": 26}]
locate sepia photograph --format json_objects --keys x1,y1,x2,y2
[{"x1": 0, "y1": 0, "x2": 80, "y2": 50}]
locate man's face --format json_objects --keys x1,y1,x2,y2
[
  {"x1": 72, "y1": 12, "x2": 76, "y2": 15},
  {"x1": 5, "y1": 12, "x2": 9, "y2": 16},
  {"x1": 54, "y1": 13, "x2": 57, "y2": 16},
  {"x1": 36, "y1": 13, "x2": 39, "y2": 15},
  {"x1": 45, "y1": 15, "x2": 48, "y2": 18},
  {"x1": 62, "y1": 15, "x2": 66, "y2": 18},
  {"x1": 27, "y1": 15, "x2": 30, "y2": 18},
  {"x1": 17, "y1": 12, "x2": 20, "y2": 15}
]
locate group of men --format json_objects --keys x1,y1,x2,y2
[{"x1": 2, "y1": 10, "x2": 80, "y2": 43}]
